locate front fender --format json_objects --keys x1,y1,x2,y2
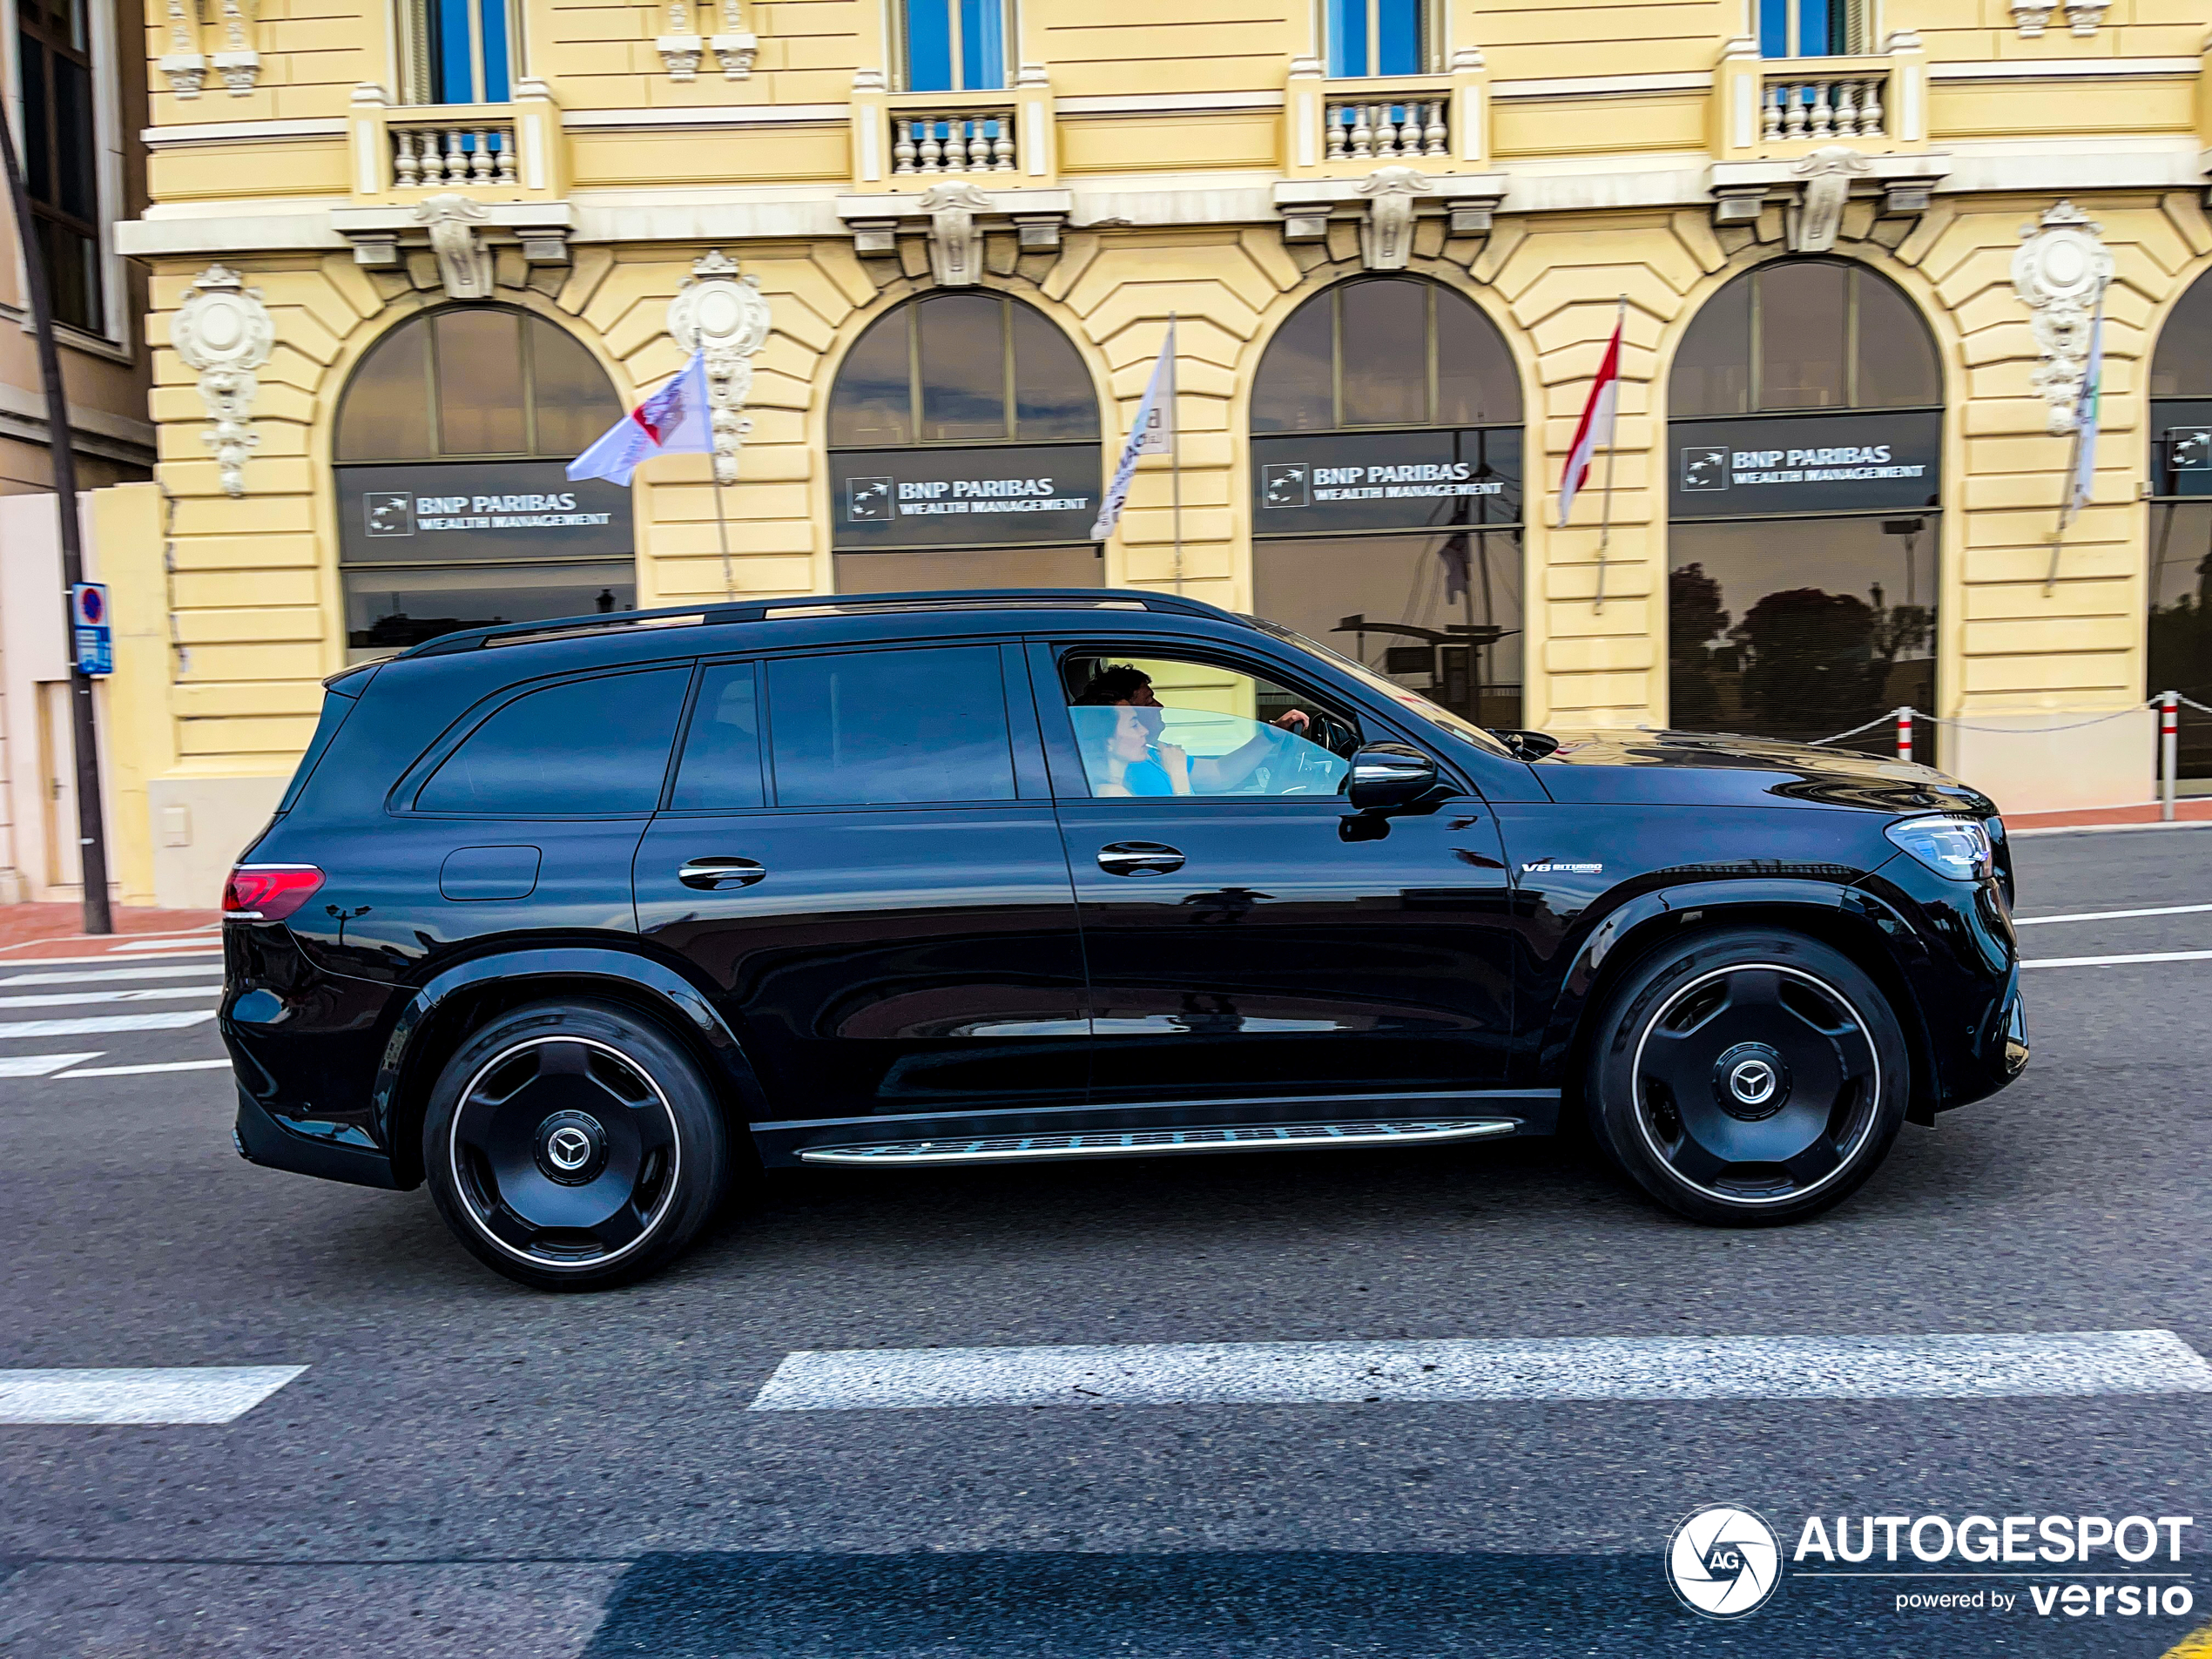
[
  {"x1": 1531, "y1": 877, "x2": 1931, "y2": 1098},
  {"x1": 371, "y1": 946, "x2": 772, "y2": 1178}
]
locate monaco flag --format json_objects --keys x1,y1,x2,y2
[
  {"x1": 1555, "y1": 315, "x2": 1623, "y2": 529},
  {"x1": 566, "y1": 349, "x2": 713, "y2": 487}
]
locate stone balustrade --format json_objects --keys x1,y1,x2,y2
[
  {"x1": 1324, "y1": 95, "x2": 1450, "y2": 162},
  {"x1": 390, "y1": 115, "x2": 519, "y2": 187},
  {"x1": 892, "y1": 111, "x2": 1018, "y2": 176},
  {"x1": 1760, "y1": 69, "x2": 1888, "y2": 139}
]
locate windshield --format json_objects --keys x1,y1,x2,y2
[{"x1": 1243, "y1": 616, "x2": 1517, "y2": 759}]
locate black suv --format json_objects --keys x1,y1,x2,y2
[{"x1": 223, "y1": 590, "x2": 2027, "y2": 1290}]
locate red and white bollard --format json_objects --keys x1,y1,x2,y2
[
  {"x1": 2161, "y1": 690, "x2": 2179, "y2": 822},
  {"x1": 1893, "y1": 706, "x2": 1914, "y2": 764}
]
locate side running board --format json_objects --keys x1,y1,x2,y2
[{"x1": 799, "y1": 1117, "x2": 1521, "y2": 1167}]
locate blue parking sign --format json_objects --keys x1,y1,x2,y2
[{"x1": 71, "y1": 583, "x2": 112, "y2": 677}]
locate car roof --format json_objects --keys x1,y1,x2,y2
[{"x1": 394, "y1": 588, "x2": 1244, "y2": 662}]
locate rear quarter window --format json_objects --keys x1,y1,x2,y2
[
  {"x1": 277, "y1": 691, "x2": 360, "y2": 814},
  {"x1": 416, "y1": 667, "x2": 691, "y2": 816}
]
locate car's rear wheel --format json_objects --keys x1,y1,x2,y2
[
  {"x1": 1583, "y1": 928, "x2": 1907, "y2": 1225},
  {"x1": 421, "y1": 999, "x2": 729, "y2": 1291}
]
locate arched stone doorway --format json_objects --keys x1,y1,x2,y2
[
  {"x1": 333, "y1": 305, "x2": 629, "y2": 658},
  {"x1": 1247, "y1": 275, "x2": 1527, "y2": 728},
  {"x1": 826, "y1": 292, "x2": 1104, "y2": 592},
  {"x1": 1666, "y1": 259, "x2": 1943, "y2": 749}
]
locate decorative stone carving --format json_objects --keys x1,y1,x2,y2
[
  {"x1": 2013, "y1": 200, "x2": 2114, "y2": 435},
  {"x1": 1356, "y1": 167, "x2": 1433, "y2": 271},
  {"x1": 1787, "y1": 146, "x2": 1872, "y2": 253},
  {"x1": 413, "y1": 194, "x2": 494, "y2": 300},
  {"x1": 2009, "y1": 0, "x2": 2054, "y2": 35},
  {"x1": 918, "y1": 182, "x2": 993, "y2": 287},
  {"x1": 711, "y1": 0, "x2": 757, "y2": 78},
  {"x1": 2061, "y1": 0, "x2": 2107, "y2": 34},
  {"x1": 158, "y1": 0, "x2": 206, "y2": 98},
  {"x1": 667, "y1": 250, "x2": 772, "y2": 485},
  {"x1": 212, "y1": 0, "x2": 259, "y2": 93},
  {"x1": 172, "y1": 266, "x2": 273, "y2": 498}
]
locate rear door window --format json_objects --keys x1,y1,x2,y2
[
  {"x1": 417, "y1": 666, "x2": 691, "y2": 815},
  {"x1": 766, "y1": 645, "x2": 1016, "y2": 806},
  {"x1": 669, "y1": 662, "x2": 765, "y2": 811}
]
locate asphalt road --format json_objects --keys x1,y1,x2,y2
[{"x1": 1, "y1": 827, "x2": 2208, "y2": 1657}]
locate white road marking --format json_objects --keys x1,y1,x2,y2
[
  {"x1": 0, "y1": 1010, "x2": 217, "y2": 1039},
  {"x1": 749, "y1": 1330, "x2": 2212, "y2": 1412},
  {"x1": 2021, "y1": 950, "x2": 2212, "y2": 969},
  {"x1": 0, "y1": 986, "x2": 220, "y2": 1011},
  {"x1": 106, "y1": 938, "x2": 223, "y2": 954},
  {"x1": 0, "y1": 1052, "x2": 104, "y2": 1078},
  {"x1": 2013, "y1": 902, "x2": 2212, "y2": 926},
  {"x1": 0, "y1": 1366, "x2": 306, "y2": 1424},
  {"x1": 56, "y1": 1058, "x2": 232, "y2": 1079},
  {"x1": 0, "y1": 950, "x2": 220, "y2": 972},
  {"x1": 0, "y1": 964, "x2": 225, "y2": 988}
]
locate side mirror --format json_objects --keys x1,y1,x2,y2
[{"x1": 1346, "y1": 742, "x2": 1438, "y2": 813}]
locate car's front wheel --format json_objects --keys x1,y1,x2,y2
[
  {"x1": 1584, "y1": 928, "x2": 1908, "y2": 1225},
  {"x1": 421, "y1": 999, "x2": 730, "y2": 1291}
]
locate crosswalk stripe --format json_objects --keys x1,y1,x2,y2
[
  {"x1": 0, "y1": 1052, "x2": 104, "y2": 1078},
  {"x1": 56, "y1": 1058, "x2": 233, "y2": 1079},
  {"x1": 0, "y1": 950, "x2": 220, "y2": 972},
  {"x1": 0, "y1": 986, "x2": 221, "y2": 1010},
  {"x1": 0, "y1": 1365, "x2": 306, "y2": 1424},
  {"x1": 749, "y1": 1330, "x2": 2212, "y2": 1412},
  {"x1": 0, "y1": 964, "x2": 225, "y2": 988},
  {"x1": 0, "y1": 1010, "x2": 217, "y2": 1039},
  {"x1": 2013, "y1": 901, "x2": 2212, "y2": 926},
  {"x1": 107, "y1": 938, "x2": 223, "y2": 954}
]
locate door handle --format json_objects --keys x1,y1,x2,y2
[
  {"x1": 1097, "y1": 841, "x2": 1184, "y2": 877},
  {"x1": 678, "y1": 856, "x2": 766, "y2": 890}
]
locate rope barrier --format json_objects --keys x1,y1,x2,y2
[{"x1": 1803, "y1": 714, "x2": 1896, "y2": 747}]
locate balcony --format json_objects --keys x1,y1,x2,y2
[
  {"x1": 850, "y1": 77, "x2": 1058, "y2": 190},
  {"x1": 1713, "y1": 35, "x2": 1929, "y2": 158},
  {"x1": 344, "y1": 81, "x2": 568, "y2": 202},
  {"x1": 1284, "y1": 51, "x2": 1490, "y2": 178}
]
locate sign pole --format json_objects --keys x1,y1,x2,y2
[
  {"x1": 1169, "y1": 311, "x2": 1183, "y2": 595},
  {"x1": 1592, "y1": 293, "x2": 1626, "y2": 617},
  {"x1": 711, "y1": 469, "x2": 737, "y2": 600},
  {"x1": 1, "y1": 98, "x2": 111, "y2": 933}
]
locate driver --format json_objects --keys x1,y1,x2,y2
[{"x1": 1072, "y1": 664, "x2": 1316, "y2": 795}]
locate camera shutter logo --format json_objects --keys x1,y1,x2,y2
[
  {"x1": 2171, "y1": 428, "x2": 2211, "y2": 471},
  {"x1": 1681, "y1": 448, "x2": 1730, "y2": 492},
  {"x1": 847, "y1": 476, "x2": 894, "y2": 521},
  {"x1": 1262, "y1": 463, "x2": 1309, "y2": 509},
  {"x1": 364, "y1": 492, "x2": 415, "y2": 536},
  {"x1": 1666, "y1": 1504, "x2": 1782, "y2": 1618}
]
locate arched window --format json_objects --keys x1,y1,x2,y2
[
  {"x1": 334, "y1": 307, "x2": 629, "y2": 657},
  {"x1": 827, "y1": 293, "x2": 1104, "y2": 592},
  {"x1": 2148, "y1": 270, "x2": 2212, "y2": 781},
  {"x1": 1248, "y1": 276, "x2": 1527, "y2": 728},
  {"x1": 1667, "y1": 260, "x2": 1943, "y2": 750}
]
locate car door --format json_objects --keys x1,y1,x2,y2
[
  {"x1": 1033, "y1": 638, "x2": 1517, "y2": 1116},
  {"x1": 634, "y1": 639, "x2": 1089, "y2": 1140}
]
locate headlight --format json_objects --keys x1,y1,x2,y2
[{"x1": 1884, "y1": 815, "x2": 1993, "y2": 882}]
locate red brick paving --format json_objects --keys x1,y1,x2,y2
[{"x1": 0, "y1": 904, "x2": 222, "y2": 961}]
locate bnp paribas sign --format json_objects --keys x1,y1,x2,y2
[{"x1": 1669, "y1": 408, "x2": 1942, "y2": 520}]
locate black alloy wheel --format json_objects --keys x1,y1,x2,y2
[
  {"x1": 1583, "y1": 928, "x2": 1908, "y2": 1225},
  {"x1": 421, "y1": 999, "x2": 730, "y2": 1290}
]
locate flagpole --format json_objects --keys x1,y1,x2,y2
[
  {"x1": 1592, "y1": 293, "x2": 1626, "y2": 616},
  {"x1": 711, "y1": 472, "x2": 737, "y2": 601},
  {"x1": 2047, "y1": 280, "x2": 2105, "y2": 597},
  {"x1": 1169, "y1": 312, "x2": 1183, "y2": 596}
]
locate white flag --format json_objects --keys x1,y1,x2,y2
[
  {"x1": 566, "y1": 349, "x2": 714, "y2": 488},
  {"x1": 1090, "y1": 322, "x2": 1177, "y2": 542}
]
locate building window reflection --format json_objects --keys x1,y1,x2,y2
[
  {"x1": 333, "y1": 307, "x2": 629, "y2": 658},
  {"x1": 827, "y1": 292, "x2": 1104, "y2": 591},
  {"x1": 1668, "y1": 260, "x2": 1942, "y2": 751},
  {"x1": 2148, "y1": 271, "x2": 2212, "y2": 785},
  {"x1": 900, "y1": 0, "x2": 1007, "y2": 91},
  {"x1": 1249, "y1": 277, "x2": 1524, "y2": 730}
]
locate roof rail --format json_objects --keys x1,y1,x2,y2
[{"x1": 399, "y1": 588, "x2": 1236, "y2": 659}]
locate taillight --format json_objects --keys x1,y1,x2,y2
[{"x1": 223, "y1": 864, "x2": 325, "y2": 921}]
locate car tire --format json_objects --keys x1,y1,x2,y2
[
  {"x1": 421, "y1": 998, "x2": 730, "y2": 1291},
  {"x1": 1582, "y1": 927, "x2": 1908, "y2": 1226}
]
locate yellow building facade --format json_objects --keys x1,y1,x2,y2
[{"x1": 105, "y1": 0, "x2": 2212, "y2": 905}]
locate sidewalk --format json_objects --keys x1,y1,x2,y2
[
  {"x1": 2003, "y1": 800, "x2": 2212, "y2": 835},
  {"x1": 0, "y1": 905, "x2": 223, "y2": 963}
]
